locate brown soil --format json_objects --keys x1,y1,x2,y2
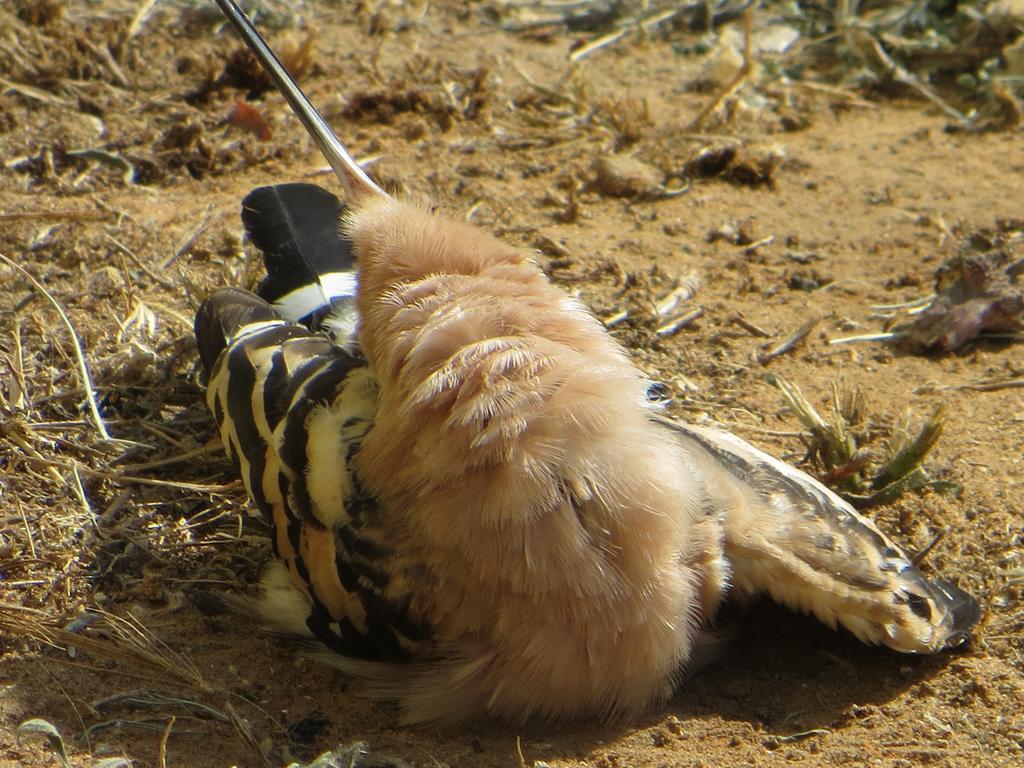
[{"x1": 1, "y1": 2, "x2": 1021, "y2": 767}]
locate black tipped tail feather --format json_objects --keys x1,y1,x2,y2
[{"x1": 242, "y1": 183, "x2": 359, "y2": 342}]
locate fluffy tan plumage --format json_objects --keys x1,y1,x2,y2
[
  {"x1": 196, "y1": 0, "x2": 980, "y2": 727},
  {"x1": 340, "y1": 196, "x2": 727, "y2": 722}
]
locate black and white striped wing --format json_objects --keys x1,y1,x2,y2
[{"x1": 194, "y1": 183, "x2": 433, "y2": 660}]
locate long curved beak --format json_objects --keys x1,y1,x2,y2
[{"x1": 213, "y1": 0, "x2": 389, "y2": 201}]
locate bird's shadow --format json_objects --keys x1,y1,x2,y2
[
  {"x1": 672, "y1": 600, "x2": 948, "y2": 730},
  {"x1": 509, "y1": 598, "x2": 969, "y2": 762}
]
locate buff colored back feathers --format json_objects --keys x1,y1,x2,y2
[{"x1": 341, "y1": 197, "x2": 725, "y2": 722}]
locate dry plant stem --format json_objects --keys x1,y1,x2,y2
[
  {"x1": 0, "y1": 77, "x2": 73, "y2": 107},
  {"x1": 730, "y1": 313, "x2": 771, "y2": 338},
  {"x1": 1, "y1": 610, "x2": 275, "y2": 764},
  {"x1": 159, "y1": 715, "x2": 175, "y2": 768},
  {"x1": 655, "y1": 307, "x2": 705, "y2": 337},
  {"x1": 743, "y1": 235, "x2": 774, "y2": 254},
  {"x1": 759, "y1": 318, "x2": 818, "y2": 364},
  {"x1": 870, "y1": 295, "x2": 935, "y2": 312},
  {"x1": 603, "y1": 309, "x2": 630, "y2": 328},
  {"x1": 137, "y1": 420, "x2": 194, "y2": 450},
  {"x1": 846, "y1": 29, "x2": 969, "y2": 126},
  {"x1": 70, "y1": 464, "x2": 94, "y2": 519},
  {"x1": 117, "y1": 442, "x2": 223, "y2": 473},
  {"x1": 915, "y1": 374, "x2": 1024, "y2": 394},
  {"x1": 849, "y1": 467, "x2": 930, "y2": 507},
  {"x1": 829, "y1": 331, "x2": 896, "y2": 345},
  {"x1": 0, "y1": 210, "x2": 112, "y2": 223},
  {"x1": 22, "y1": 453, "x2": 238, "y2": 493},
  {"x1": 774, "y1": 376, "x2": 830, "y2": 433},
  {"x1": 655, "y1": 272, "x2": 702, "y2": 317},
  {"x1": 79, "y1": 37, "x2": 130, "y2": 88},
  {"x1": 3, "y1": 422, "x2": 65, "y2": 485},
  {"x1": 792, "y1": 80, "x2": 877, "y2": 109},
  {"x1": 11, "y1": 317, "x2": 28, "y2": 409},
  {"x1": 221, "y1": 701, "x2": 271, "y2": 766},
  {"x1": 516, "y1": 735, "x2": 527, "y2": 768},
  {"x1": 165, "y1": 203, "x2": 215, "y2": 268},
  {"x1": 568, "y1": 4, "x2": 693, "y2": 62},
  {"x1": 912, "y1": 529, "x2": 946, "y2": 567},
  {"x1": 126, "y1": 0, "x2": 160, "y2": 41},
  {"x1": 773, "y1": 375, "x2": 855, "y2": 470},
  {"x1": 686, "y1": 7, "x2": 754, "y2": 132},
  {"x1": 17, "y1": 498, "x2": 37, "y2": 559},
  {"x1": 0, "y1": 610, "x2": 210, "y2": 693},
  {"x1": 570, "y1": 28, "x2": 629, "y2": 62},
  {"x1": 106, "y1": 235, "x2": 178, "y2": 291},
  {"x1": 0, "y1": 254, "x2": 112, "y2": 442},
  {"x1": 93, "y1": 692, "x2": 233, "y2": 723}
]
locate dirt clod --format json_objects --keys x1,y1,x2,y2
[{"x1": 590, "y1": 155, "x2": 665, "y2": 199}]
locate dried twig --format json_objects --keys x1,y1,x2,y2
[
  {"x1": 0, "y1": 78, "x2": 72, "y2": 107},
  {"x1": 759, "y1": 317, "x2": 818, "y2": 364},
  {"x1": 914, "y1": 373, "x2": 1024, "y2": 394},
  {"x1": 911, "y1": 529, "x2": 946, "y2": 567},
  {"x1": 0, "y1": 254, "x2": 112, "y2": 442},
  {"x1": 76, "y1": 465, "x2": 239, "y2": 494},
  {"x1": 8, "y1": 317, "x2": 28, "y2": 409},
  {"x1": 730, "y1": 313, "x2": 771, "y2": 338},
  {"x1": 568, "y1": 3, "x2": 701, "y2": 62},
  {"x1": 159, "y1": 715, "x2": 175, "y2": 768},
  {"x1": 792, "y1": 80, "x2": 877, "y2": 109},
  {"x1": 603, "y1": 309, "x2": 630, "y2": 328},
  {"x1": 106, "y1": 235, "x2": 179, "y2": 291},
  {"x1": 164, "y1": 203, "x2": 216, "y2": 269},
  {"x1": 79, "y1": 38, "x2": 130, "y2": 88},
  {"x1": 116, "y1": 442, "x2": 223, "y2": 473},
  {"x1": 0, "y1": 609, "x2": 210, "y2": 693},
  {"x1": 655, "y1": 307, "x2": 705, "y2": 337},
  {"x1": 126, "y1": 0, "x2": 160, "y2": 41},
  {"x1": 846, "y1": 28, "x2": 970, "y2": 126},
  {"x1": 829, "y1": 331, "x2": 897, "y2": 345},
  {"x1": 687, "y1": 7, "x2": 754, "y2": 131},
  {"x1": 0, "y1": 210, "x2": 113, "y2": 223},
  {"x1": 20, "y1": 454, "x2": 237, "y2": 493},
  {"x1": 570, "y1": 28, "x2": 629, "y2": 62},
  {"x1": 654, "y1": 271, "x2": 701, "y2": 317}
]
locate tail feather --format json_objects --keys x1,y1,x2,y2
[
  {"x1": 656, "y1": 417, "x2": 981, "y2": 653},
  {"x1": 242, "y1": 183, "x2": 359, "y2": 344}
]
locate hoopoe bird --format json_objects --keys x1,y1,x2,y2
[{"x1": 195, "y1": 0, "x2": 980, "y2": 724}]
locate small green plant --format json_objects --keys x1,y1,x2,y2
[{"x1": 774, "y1": 376, "x2": 955, "y2": 507}]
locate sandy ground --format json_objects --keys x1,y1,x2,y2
[{"x1": 1, "y1": 2, "x2": 1022, "y2": 767}]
